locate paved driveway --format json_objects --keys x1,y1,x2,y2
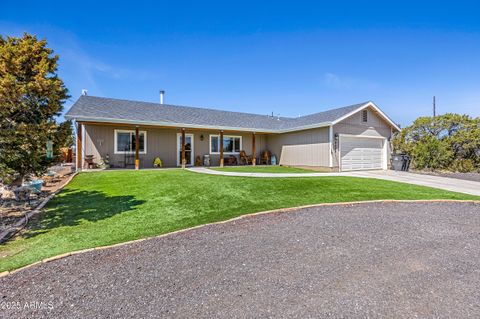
[
  {"x1": 350, "y1": 170, "x2": 480, "y2": 196},
  {"x1": 1, "y1": 201, "x2": 479, "y2": 318}
]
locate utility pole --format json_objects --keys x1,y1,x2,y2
[{"x1": 433, "y1": 96, "x2": 436, "y2": 118}]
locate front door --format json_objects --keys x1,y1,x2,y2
[{"x1": 177, "y1": 133, "x2": 194, "y2": 166}]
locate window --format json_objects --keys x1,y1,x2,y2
[
  {"x1": 209, "y1": 135, "x2": 242, "y2": 154},
  {"x1": 362, "y1": 109, "x2": 368, "y2": 123},
  {"x1": 114, "y1": 130, "x2": 147, "y2": 154},
  {"x1": 210, "y1": 135, "x2": 219, "y2": 153}
]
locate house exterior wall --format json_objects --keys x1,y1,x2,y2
[
  {"x1": 267, "y1": 127, "x2": 330, "y2": 167},
  {"x1": 84, "y1": 124, "x2": 179, "y2": 168},
  {"x1": 81, "y1": 106, "x2": 395, "y2": 170},
  {"x1": 193, "y1": 131, "x2": 267, "y2": 166},
  {"x1": 332, "y1": 107, "x2": 393, "y2": 169},
  {"x1": 82, "y1": 124, "x2": 266, "y2": 168}
]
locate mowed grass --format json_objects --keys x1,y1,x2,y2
[
  {"x1": 1, "y1": 169, "x2": 478, "y2": 272},
  {"x1": 212, "y1": 165, "x2": 313, "y2": 173}
]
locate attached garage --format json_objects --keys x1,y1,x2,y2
[{"x1": 340, "y1": 135, "x2": 386, "y2": 171}]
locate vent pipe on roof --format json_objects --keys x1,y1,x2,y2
[
  {"x1": 82, "y1": 89, "x2": 88, "y2": 96},
  {"x1": 159, "y1": 90, "x2": 165, "y2": 104}
]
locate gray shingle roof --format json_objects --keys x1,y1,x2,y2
[{"x1": 65, "y1": 95, "x2": 370, "y2": 132}]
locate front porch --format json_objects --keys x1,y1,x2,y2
[{"x1": 76, "y1": 122, "x2": 274, "y2": 170}]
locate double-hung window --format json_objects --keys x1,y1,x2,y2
[
  {"x1": 209, "y1": 135, "x2": 242, "y2": 154},
  {"x1": 114, "y1": 129, "x2": 147, "y2": 154}
]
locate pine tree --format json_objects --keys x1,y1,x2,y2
[{"x1": 0, "y1": 33, "x2": 70, "y2": 185}]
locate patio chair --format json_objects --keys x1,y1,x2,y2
[
  {"x1": 259, "y1": 150, "x2": 271, "y2": 165},
  {"x1": 239, "y1": 150, "x2": 253, "y2": 165},
  {"x1": 225, "y1": 155, "x2": 238, "y2": 166},
  {"x1": 84, "y1": 155, "x2": 95, "y2": 169}
]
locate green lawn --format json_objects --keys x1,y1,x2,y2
[
  {"x1": 1, "y1": 169, "x2": 478, "y2": 272},
  {"x1": 212, "y1": 165, "x2": 313, "y2": 173}
]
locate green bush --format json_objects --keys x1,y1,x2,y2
[
  {"x1": 153, "y1": 157, "x2": 163, "y2": 168},
  {"x1": 410, "y1": 136, "x2": 453, "y2": 170},
  {"x1": 451, "y1": 159, "x2": 475, "y2": 173}
]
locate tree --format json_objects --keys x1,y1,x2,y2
[
  {"x1": 53, "y1": 119, "x2": 74, "y2": 158},
  {"x1": 392, "y1": 113, "x2": 480, "y2": 172},
  {"x1": 0, "y1": 33, "x2": 70, "y2": 185},
  {"x1": 410, "y1": 135, "x2": 453, "y2": 170}
]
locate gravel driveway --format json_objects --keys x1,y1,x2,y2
[{"x1": 1, "y1": 202, "x2": 479, "y2": 318}]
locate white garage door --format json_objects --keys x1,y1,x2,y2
[{"x1": 341, "y1": 136, "x2": 384, "y2": 171}]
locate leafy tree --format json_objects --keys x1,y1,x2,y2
[
  {"x1": 53, "y1": 119, "x2": 73, "y2": 157},
  {"x1": 0, "y1": 33, "x2": 70, "y2": 185},
  {"x1": 393, "y1": 113, "x2": 480, "y2": 172}
]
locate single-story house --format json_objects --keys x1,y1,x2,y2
[{"x1": 65, "y1": 93, "x2": 400, "y2": 172}]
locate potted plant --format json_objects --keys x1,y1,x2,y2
[{"x1": 153, "y1": 157, "x2": 163, "y2": 168}]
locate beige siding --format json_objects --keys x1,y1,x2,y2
[
  {"x1": 192, "y1": 131, "x2": 267, "y2": 166},
  {"x1": 83, "y1": 124, "x2": 267, "y2": 168},
  {"x1": 332, "y1": 107, "x2": 393, "y2": 168},
  {"x1": 84, "y1": 125, "x2": 179, "y2": 168},
  {"x1": 82, "y1": 106, "x2": 395, "y2": 170},
  {"x1": 268, "y1": 127, "x2": 330, "y2": 167}
]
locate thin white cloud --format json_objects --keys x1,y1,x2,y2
[
  {"x1": 323, "y1": 72, "x2": 351, "y2": 89},
  {"x1": 323, "y1": 72, "x2": 379, "y2": 91},
  {"x1": 0, "y1": 22, "x2": 158, "y2": 97}
]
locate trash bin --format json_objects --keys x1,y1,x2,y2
[
  {"x1": 391, "y1": 154, "x2": 404, "y2": 171},
  {"x1": 401, "y1": 155, "x2": 411, "y2": 171},
  {"x1": 203, "y1": 155, "x2": 210, "y2": 167},
  {"x1": 270, "y1": 155, "x2": 277, "y2": 165}
]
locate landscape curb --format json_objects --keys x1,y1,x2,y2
[{"x1": 1, "y1": 199, "x2": 478, "y2": 278}]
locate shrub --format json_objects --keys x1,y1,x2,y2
[
  {"x1": 410, "y1": 136, "x2": 453, "y2": 170},
  {"x1": 451, "y1": 159, "x2": 475, "y2": 173},
  {"x1": 153, "y1": 157, "x2": 163, "y2": 168}
]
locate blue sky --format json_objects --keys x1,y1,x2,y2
[{"x1": 2, "y1": 1, "x2": 480, "y2": 126}]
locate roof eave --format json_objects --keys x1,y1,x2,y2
[
  {"x1": 65, "y1": 114, "x2": 333, "y2": 133},
  {"x1": 65, "y1": 115, "x2": 280, "y2": 133},
  {"x1": 276, "y1": 122, "x2": 332, "y2": 133}
]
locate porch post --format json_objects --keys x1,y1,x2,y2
[
  {"x1": 76, "y1": 122, "x2": 82, "y2": 171},
  {"x1": 135, "y1": 126, "x2": 140, "y2": 170},
  {"x1": 328, "y1": 125, "x2": 333, "y2": 168},
  {"x1": 219, "y1": 130, "x2": 224, "y2": 167},
  {"x1": 181, "y1": 128, "x2": 186, "y2": 168},
  {"x1": 252, "y1": 132, "x2": 256, "y2": 166}
]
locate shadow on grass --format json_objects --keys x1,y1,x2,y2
[{"x1": 15, "y1": 189, "x2": 145, "y2": 240}]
